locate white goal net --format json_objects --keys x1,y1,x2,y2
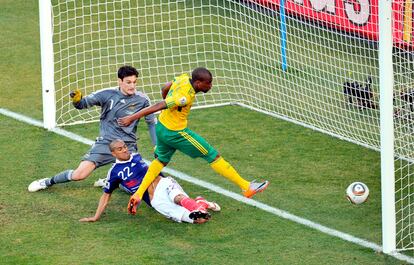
[{"x1": 42, "y1": 0, "x2": 414, "y2": 252}]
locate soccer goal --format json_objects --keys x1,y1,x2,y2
[{"x1": 39, "y1": 0, "x2": 414, "y2": 253}]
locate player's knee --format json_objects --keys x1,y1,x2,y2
[
  {"x1": 212, "y1": 154, "x2": 221, "y2": 162},
  {"x1": 173, "y1": 194, "x2": 187, "y2": 205},
  {"x1": 158, "y1": 159, "x2": 169, "y2": 166},
  {"x1": 71, "y1": 169, "x2": 91, "y2": 181},
  {"x1": 72, "y1": 161, "x2": 96, "y2": 180}
]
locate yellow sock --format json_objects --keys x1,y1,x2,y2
[
  {"x1": 210, "y1": 157, "x2": 250, "y2": 191},
  {"x1": 134, "y1": 159, "x2": 165, "y2": 199}
]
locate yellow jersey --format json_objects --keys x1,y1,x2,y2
[{"x1": 159, "y1": 73, "x2": 196, "y2": 130}]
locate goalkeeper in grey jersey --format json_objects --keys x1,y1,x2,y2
[{"x1": 28, "y1": 65, "x2": 157, "y2": 192}]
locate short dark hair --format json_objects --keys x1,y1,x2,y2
[
  {"x1": 191, "y1": 67, "x2": 212, "y2": 82},
  {"x1": 109, "y1": 139, "x2": 125, "y2": 152},
  {"x1": 118, "y1": 65, "x2": 139, "y2": 80}
]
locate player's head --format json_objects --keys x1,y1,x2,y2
[
  {"x1": 191, "y1": 67, "x2": 213, "y2": 93},
  {"x1": 109, "y1": 139, "x2": 131, "y2": 161},
  {"x1": 117, "y1": 65, "x2": 139, "y2": 96}
]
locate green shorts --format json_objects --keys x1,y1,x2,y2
[{"x1": 155, "y1": 122, "x2": 218, "y2": 163}]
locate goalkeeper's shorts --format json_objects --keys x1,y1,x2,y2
[
  {"x1": 154, "y1": 122, "x2": 218, "y2": 164},
  {"x1": 82, "y1": 140, "x2": 137, "y2": 168}
]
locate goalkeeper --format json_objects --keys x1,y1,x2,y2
[
  {"x1": 80, "y1": 139, "x2": 220, "y2": 224},
  {"x1": 117, "y1": 67, "x2": 269, "y2": 215},
  {"x1": 28, "y1": 66, "x2": 157, "y2": 192}
]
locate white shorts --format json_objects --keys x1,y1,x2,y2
[{"x1": 150, "y1": 176, "x2": 189, "y2": 223}]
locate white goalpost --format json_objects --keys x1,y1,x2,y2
[
  {"x1": 39, "y1": 0, "x2": 414, "y2": 253},
  {"x1": 39, "y1": 0, "x2": 56, "y2": 130},
  {"x1": 378, "y1": 0, "x2": 396, "y2": 253}
]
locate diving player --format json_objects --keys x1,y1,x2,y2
[
  {"x1": 28, "y1": 66, "x2": 157, "y2": 192},
  {"x1": 79, "y1": 139, "x2": 220, "y2": 224},
  {"x1": 117, "y1": 67, "x2": 269, "y2": 215}
]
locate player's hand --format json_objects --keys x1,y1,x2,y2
[
  {"x1": 79, "y1": 216, "x2": 98, "y2": 222},
  {"x1": 70, "y1": 89, "x2": 82, "y2": 103},
  {"x1": 117, "y1": 116, "x2": 133, "y2": 127},
  {"x1": 127, "y1": 195, "x2": 141, "y2": 215}
]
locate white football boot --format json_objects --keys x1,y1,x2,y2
[
  {"x1": 93, "y1": 178, "x2": 107, "y2": 187},
  {"x1": 28, "y1": 178, "x2": 49, "y2": 192}
]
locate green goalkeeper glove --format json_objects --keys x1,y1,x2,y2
[{"x1": 70, "y1": 89, "x2": 82, "y2": 103}]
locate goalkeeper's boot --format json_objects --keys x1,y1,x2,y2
[
  {"x1": 189, "y1": 205, "x2": 211, "y2": 221},
  {"x1": 243, "y1": 180, "x2": 269, "y2": 198},
  {"x1": 195, "y1": 196, "x2": 221, "y2": 212},
  {"x1": 28, "y1": 178, "x2": 49, "y2": 192},
  {"x1": 93, "y1": 178, "x2": 107, "y2": 187}
]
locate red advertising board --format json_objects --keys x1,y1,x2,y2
[{"x1": 251, "y1": 0, "x2": 413, "y2": 48}]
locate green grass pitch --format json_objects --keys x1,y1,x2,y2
[{"x1": 0, "y1": 1, "x2": 412, "y2": 264}]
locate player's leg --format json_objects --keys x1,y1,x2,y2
[
  {"x1": 132, "y1": 124, "x2": 176, "y2": 200},
  {"x1": 162, "y1": 175, "x2": 213, "y2": 221},
  {"x1": 28, "y1": 161, "x2": 96, "y2": 192},
  {"x1": 210, "y1": 155, "x2": 269, "y2": 198},
  {"x1": 28, "y1": 142, "x2": 114, "y2": 192},
  {"x1": 174, "y1": 129, "x2": 248, "y2": 190},
  {"x1": 150, "y1": 177, "x2": 210, "y2": 223},
  {"x1": 176, "y1": 128, "x2": 269, "y2": 198},
  {"x1": 132, "y1": 157, "x2": 168, "y2": 200},
  {"x1": 57, "y1": 142, "x2": 116, "y2": 182},
  {"x1": 70, "y1": 161, "x2": 97, "y2": 180},
  {"x1": 195, "y1": 196, "x2": 221, "y2": 212},
  {"x1": 174, "y1": 194, "x2": 211, "y2": 221},
  {"x1": 165, "y1": 177, "x2": 212, "y2": 220},
  {"x1": 209, "y1": 155, "x2": 250, "y2": 191}
]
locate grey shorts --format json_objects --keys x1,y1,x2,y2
[{"x1": 82, "y1": 141, "x2": 137, "y2": 168}]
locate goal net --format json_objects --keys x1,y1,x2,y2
[{"x1": 41, "y1": 0, "x2": 414, "y2": 252}]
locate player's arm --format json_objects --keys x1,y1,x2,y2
[
  {"x1": 161, "y1": 81, "x2": 173, "y2": 99},
  {"x1": 70, "y1": 89, "x2": 84, "y2": 109},
  {"x1": 146, "y1": 120, "x2": 157, "y2": 146},
  {"x1": 70, "y1": 89, "x2": 103, "y2": 110},
  {"x1": 143, "y1": 97, "x2": 158, "y2": 146},
  {"x1": 79, "y1": 192, "x2": 111, "y2": 222},
  {"x1": 118, "y1": 101, "x2": 167, "y2": 127}
]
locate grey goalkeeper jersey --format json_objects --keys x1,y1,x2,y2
[{"x1": 73, "y1": 87, "x2": 156, "y2": 144}]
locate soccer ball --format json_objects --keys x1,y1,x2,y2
[{"x1": 346, "y1": 182, "x2": 369, "y2": 204}]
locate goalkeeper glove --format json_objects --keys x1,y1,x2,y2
[
  {"x1": 70, "y1": 89, "x2": 82, "y2": 103},
  {"x1": 127, "y1": 195, "x2": 141, "y2": 215}
]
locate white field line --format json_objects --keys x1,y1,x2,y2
[{"x1": 1, "y1": 107, "x2": 412, "y2": 264}]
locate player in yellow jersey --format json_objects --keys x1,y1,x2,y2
[{"x1": 118, "y1": 67, "x2": 269, "y2": 215}]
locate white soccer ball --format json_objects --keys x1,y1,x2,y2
[{"x1": 346, "y1": 182, "x2": 369, "y2": 204}]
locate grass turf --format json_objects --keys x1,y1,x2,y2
[{"x1": 0, "y1": 0, "x2": 412, "y2": 264}]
